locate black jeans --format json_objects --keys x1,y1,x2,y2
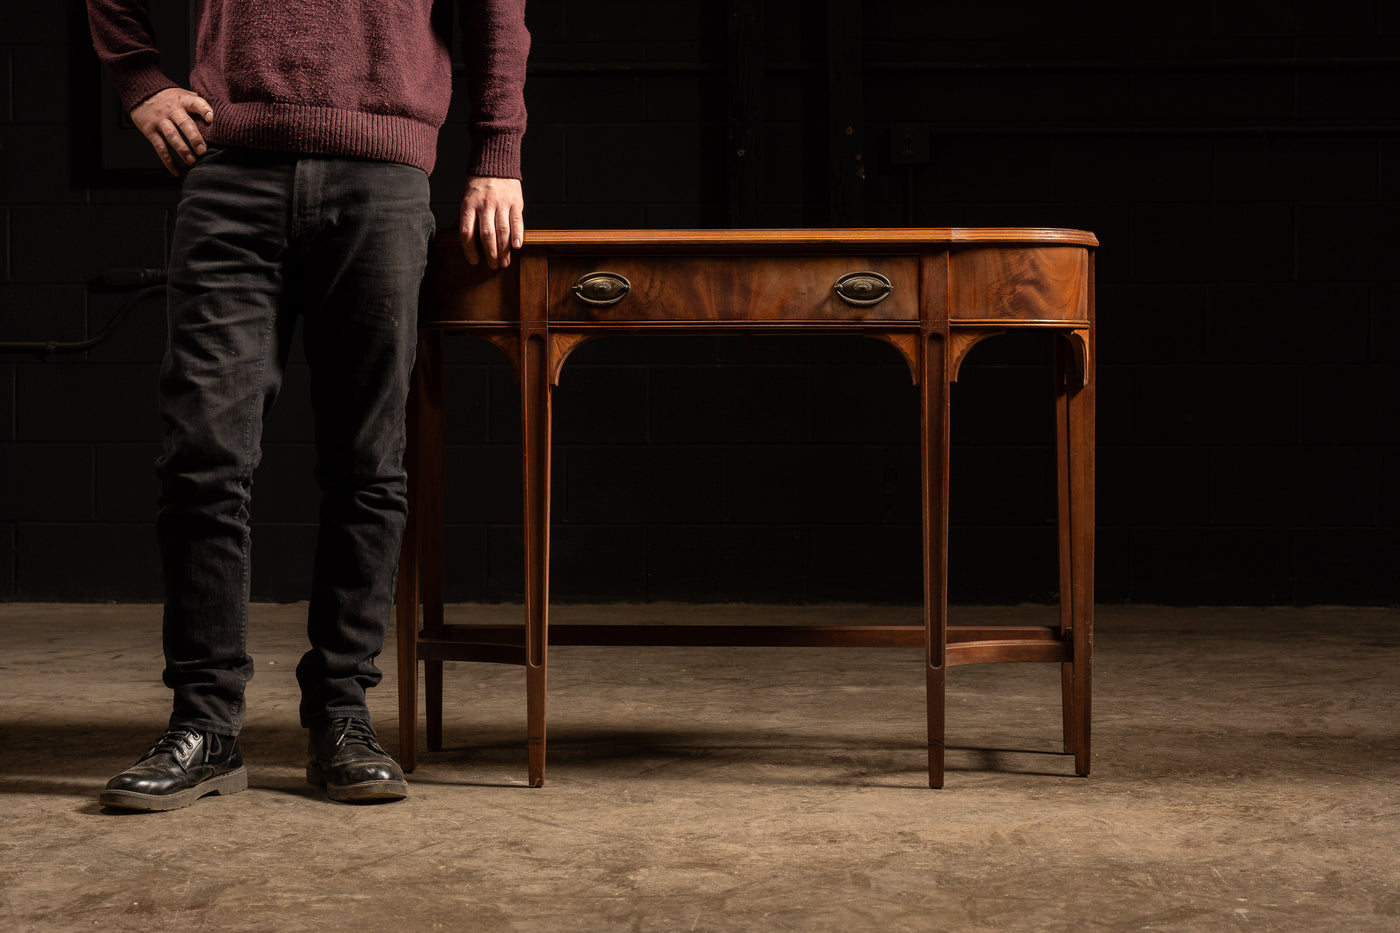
[{"x1": 157, "y1": 148, "x2": 433, "y2": 735}]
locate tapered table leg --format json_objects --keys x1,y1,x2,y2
[
  {"x1": 1056, "y1": 331, "x2": 1094, "y2": 776},
  {"x1": 519, "y1": 257, "x2": 553, "y2": 788},
  {"x1": 522, "y1": 333, "x2": 551, "y2": 787},
  {"x1": 416, "y1": 332, "x2": 447, "y2": 753},
  {"x1": 395, "y1": 352, "x2": 421, "y2": 772},
  {"x1": 921, "y1": 327, "x2": 951, "y2": 789},
  {"x1": 1056, "y1": 340, "x2": 1075, "y2": 757},
  {"x1": 394, "y1": 558, "x2": 419, "y2": 771}
]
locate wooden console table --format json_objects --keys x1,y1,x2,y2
[{"x1": 394, "y1": 228, "x2": 1096, "y2": 788}]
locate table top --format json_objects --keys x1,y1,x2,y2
[
  {"x1": 420, "y1": 227, "x2": 1096, "y2": 331},
  {"x1": 518, "y1": 227, "x2": 1098, "y2": 250}
]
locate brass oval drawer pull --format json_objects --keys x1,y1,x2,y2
[
  {"x1": 572, "y1": 272, "x2": 631, "y2": 306},
  {"x1": 833, "y1": 271, "x2": 893, "y2": 307}
]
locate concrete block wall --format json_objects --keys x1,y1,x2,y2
[{"x1": 1, "y1": 1, "x2": 1396, "y2": 605}]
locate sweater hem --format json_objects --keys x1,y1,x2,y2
[{"x1": 206, "y1": 102, "x2": 441, "y2": 174}]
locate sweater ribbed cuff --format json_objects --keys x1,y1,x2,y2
[
  {"x1": 108, "y1": 58, "x2": 179, "y2": 113},
  {"x1": 468, "y1": 132, "x2": 523, "y2": 180}
]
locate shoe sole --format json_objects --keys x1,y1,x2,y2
[
  {"x1": 99, "y1": 766, "x2": 248, "y2": 812},
  {"x1": 306, "y1": 765, "x2": 408, "y2": 803}
]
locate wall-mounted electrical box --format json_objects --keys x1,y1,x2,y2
[{"x1": 888, "y1": 123, "x2": 931, "y2": 165}]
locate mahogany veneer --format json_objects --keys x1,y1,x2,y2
[{"x1": 394, "y1": 228, "x2": 1097, "y2": 788}]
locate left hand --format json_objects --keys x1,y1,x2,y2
[{"x1": 460, "y1": 176, "x2": 524, "y2": 269}]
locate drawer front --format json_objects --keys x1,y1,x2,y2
[
  {"x1": 948, "y1": 246, "x2": 1090, "y2": 322},
  {"x1": 548, "y1": 255, "x2": 919, "y2": 323}
]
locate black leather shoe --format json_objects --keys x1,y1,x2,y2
[
  {"x1": 100, "y1": 729, "x2": 247, "y2": 812},
  {"x1": 307, "y1": 718, "x2": 407, "y2": 803}
]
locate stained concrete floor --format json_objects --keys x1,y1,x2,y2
[{"x1": 1, "y1": 602, "x2": 1397, "y2": 932}]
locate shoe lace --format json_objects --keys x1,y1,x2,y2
[
  {"x1": 330, "y1": 718, "x2": 383, "y2": 752},
  {"x1": 143, "y1": 728, "x2": 201, "y2": 761}
]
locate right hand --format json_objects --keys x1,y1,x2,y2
[
  {"x1": 130, "y1": 88, "x2": 215, "y2": 176},
  {"x1": 459, "y1": 176, "x2": 525, "y2": 269}
]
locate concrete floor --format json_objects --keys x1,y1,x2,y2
[{"x1": 1, "y1": 602, "x2": 1397, "y2": 932}]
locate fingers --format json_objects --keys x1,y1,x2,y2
[
  {"x1": 477, "y1": 204, "x2": 502, "y2": 268},
  {"x1": 509, "y1": 203, "x2": 525, "y2": 254},
  {"x1": 460, "y1": 202, "x2": 481, "y2": 265},
  {"x1": 459, "y1": 177, "x2": 525, "y2": 269},
  {"x1": 131, "y1": 89, "x2": 214, "y2": 176}
]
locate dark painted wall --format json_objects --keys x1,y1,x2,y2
[{"x1": 1, "y1": 1, "x2": 1396, "y2": 605}]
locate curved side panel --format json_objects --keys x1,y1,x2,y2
[
  {"x1": 949, "y1": 246, "x2": 1089, "y2": 322},
  {"x1": 420, "y1": 236, "x2": 522, "y2": 326}
]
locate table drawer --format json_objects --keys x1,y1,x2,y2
[
  {"x1": 949, "y1": 246, "x2": 1089, "y2": 322},
  {"x1": 547, "y1": 255, "x2": 919, "y2": 323}
]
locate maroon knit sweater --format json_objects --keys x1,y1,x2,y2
[{"x1": 87, "y1": 0, "x2": 529, "y2": 177}]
